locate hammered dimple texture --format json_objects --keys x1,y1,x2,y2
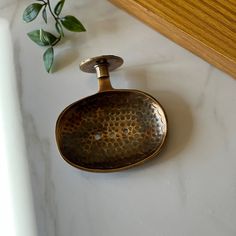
[{"x1": 56, "y1": 91, "x2": 167, "y2": 171}]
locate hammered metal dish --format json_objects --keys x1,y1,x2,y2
[{"x1": 56, "y1": 55, "x2": 167, "y2": 172}]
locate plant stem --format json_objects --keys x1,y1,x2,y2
[
  {"x1": 45, "y1": 0, "x2": 62, "y2": 45},
  {"x1": 46, "y1": 0, "x2": 59, "y2": 22}
]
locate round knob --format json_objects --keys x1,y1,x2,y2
[{"x1": 79, "y1": 55, "x2": 124, "y2": 75}]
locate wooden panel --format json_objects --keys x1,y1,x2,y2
[{"x1": 110, "y1": 0, "x2": 236, "y2": 79}]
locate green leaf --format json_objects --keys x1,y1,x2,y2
[
  {"x1": 43, "y1": 47, "x2": 54, "y2": 73},
  {"x1": 27, "y1": 29, "x2": 57, "y2": 46},
  {"x1": 42, "y1": 7, "x2": 47, "y2": 23},
  {"x1": 61, "y1": 15, "x2": 86, "y2": 32},
  {"x1": 27, "y1": 30, "x2": 47, "y2": 46},
  {"x1": 54, "y1": 0, "x2": 65, "y2": 16},
  {"x1": 40, "y1": 29, "x2": 58, "y2": 45},
  {"x1": 23, "y1": 3, "x2": 44, "y2": 22},
  {"x1": 55, "y1": 22, "x2": 64, "y2": 37}
]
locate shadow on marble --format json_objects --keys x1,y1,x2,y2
[
  {"x1": 51, "y1": 28, "x2": 88, "y2": 72},
  {"x1": 123, "y1": 68, "x2": 194, "y2": 171},
  {"x1": 151, "y1": 90, "x2": 193, "y2": 162},
  {"x1": 53, "y1": 47, "x2": 79, "y2": 72}
]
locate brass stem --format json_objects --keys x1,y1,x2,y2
[
  {"x1": 94, "y1": 62, "x2": 113, "y2": 92},
  {"x1": 94, "y1": 63, "x2": 109, "y2": 79}
]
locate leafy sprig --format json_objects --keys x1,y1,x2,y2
[{"x1": 23, "y1": 0, "x2": 86, "y2": 73}]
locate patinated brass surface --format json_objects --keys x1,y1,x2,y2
[{"x1": 56, "y1": 55, "x2": 167, "y2": 172}]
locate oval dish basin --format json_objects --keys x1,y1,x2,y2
[{"x1": 56, "y1": 90, "x2": 167, "y2": 171}]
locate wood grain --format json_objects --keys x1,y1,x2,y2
[{"x1": 110, "y1": 0, "x2": 236, "y2": 79}]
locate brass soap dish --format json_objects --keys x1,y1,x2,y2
[{"x1": 56, "y1": 55, "x2": 167, "y2": 172}]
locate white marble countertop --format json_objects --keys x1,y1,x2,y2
[{"x1": 1, "y1": 0, "x2": 236, "y2": 235}]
